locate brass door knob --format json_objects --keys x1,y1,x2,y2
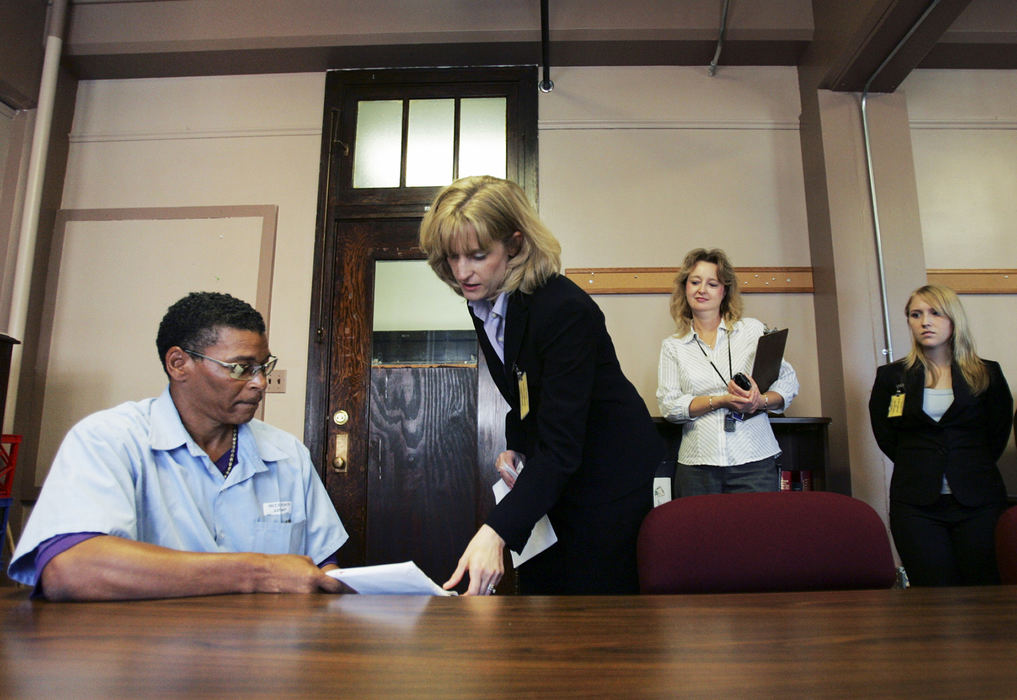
[{"x1": 332, "y1": 433, "x2": 349, "y2": 473}]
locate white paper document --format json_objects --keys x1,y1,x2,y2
[
  {"x1": 652, "y1": 476, "x2": 672, "y2": 507},
  {"x1": 493, "y1": 461, "x2": 557, "y2": 568},
  {"x1": 327, "y1": 561, "x2": 455, "y2": 596}
]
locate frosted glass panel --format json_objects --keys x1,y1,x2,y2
[
  {"x1": 373, "y1": 260, "x2": 471, "y2": 331},
  {"x1": 406, "y1": 99, "x2": 454, "y2": 187},
  {"x1": 353, "y1": 100, "x2": 402, "y2": 188},
  {"x1": 459, "y1": 98, "x2": 506, "y2": 178}
]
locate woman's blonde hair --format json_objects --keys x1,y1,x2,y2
[
  {"x1": 904, "y1": 284, "x2": 988, "y2": 394},
  {"x1": 418, "y1": 176, "x2": 561, "y2": 296},
  {"x1": 668, "y1": 248, "x2": 743, "y2": 336}
]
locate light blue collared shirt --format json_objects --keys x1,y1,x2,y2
[
  {"x1": 469, "y1": 291, "x2": 509, "y2": 363},
  {"x1": 8, "y1": 387, "x2": 348, "y2": 585}
]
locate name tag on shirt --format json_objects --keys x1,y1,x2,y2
[
  {"x1": 888, "y1": 392, "x2": 905, "y2": 418},
  {"x1": 263, "y1": 501, "x2": 292, "y2": 517},
  {"x1": 516, "y1": 368, "x2": 530, "y2": 420}
]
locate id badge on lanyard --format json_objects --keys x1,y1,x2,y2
[
  {"x1": 515, "y1": 365, "x2": 530, "y2": 420},
  {"x1": 888, "y1": 383, "x2": 905, "y2": 418}
]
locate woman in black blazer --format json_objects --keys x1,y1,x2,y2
[
  {"x1": 419, "y1": 175, "x2": 663, "y2": 595},
  {"x1": 869, "y1": 284, "x2": 1012, "y2": 586}
]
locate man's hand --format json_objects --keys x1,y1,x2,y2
[{"x1": 250, "y1": 554, "x2": 349, "y2": 593}]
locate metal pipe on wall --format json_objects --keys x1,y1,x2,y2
[
  {"x1": 539, "y1": 0, "x2": 553, "y2": 92},
  {"x1": 3, "y1": 0, "x2": 67, "y2": 433},
  {"x1": 860, "y1": 0, "x2": 941, "y2": 364},
  {"x1": 708, "y1": 0, "x2": 731, "y2": 77}
]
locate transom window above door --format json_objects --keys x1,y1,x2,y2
[{"x1": 352, "y1": 97, "x2": 507, "y2": 189}]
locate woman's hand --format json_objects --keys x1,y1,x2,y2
[
  {"x1": 495, "y1": 450, "x2": 525, "y2": 488},
  {"x1": 443, "y1": 525, "x2": 505, "y2": 595},
  {"x1": 725, "y1": 375, "x2": 763, "y2": 414}
]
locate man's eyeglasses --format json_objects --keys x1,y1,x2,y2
[{"x1": 184, "y1": 349, "x2": 278, "y2": 381}]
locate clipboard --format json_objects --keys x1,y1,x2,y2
[{"x1": 751, "y1": 328, "x2": 788, "y2": 393}]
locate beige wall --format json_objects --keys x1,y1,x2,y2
[
  {"x1": 903, "y1": 69, "x2": 1017, "y2": 492},
  {"x1": 537, "y1": 66, "x2": 819, "y2": 417},
  {"x1": 32, "y1": 65, "x2": 1017, "y2": 502},
  {"x1": 57, "y1": 73, "x2": 326, "y2": 448}
]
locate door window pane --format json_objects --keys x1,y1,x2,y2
[
  {"x1": 352, "y1": 96, "x2": 508, "y2": 189},
  {"x1": 353, "y1": 100, "x2": 402, "y2": 188},
  {"x1": 373, "y1": 260, "x2": 471, "y2": 332},
  {"x1": 406, "y1": 99, "x2": 455, "y2": 187},
  {"x1": 459, "y1": 98, "x2": 506, "y2": 179}
]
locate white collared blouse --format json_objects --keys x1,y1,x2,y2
[{"x1": 657, "y1": 317, "x2": 799, "y2": 467}]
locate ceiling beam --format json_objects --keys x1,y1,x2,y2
[{"x1": 822, "y1": 0, "x2": 975, "y2": 93}]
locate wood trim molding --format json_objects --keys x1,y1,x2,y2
[
  {"x1": 927, "y1": 269, "x2": 1017, "y2": 294},
  {"x1": 564, "y1": 267, "x2": 814, "y2": 294},
  {"x1": 539, "y1": 119, "x2": 800, "y2": 132},
  {"x1": 564, "y1": 267, "x2": 1017, "y2": 295},
  {"x1": 68, "y1": 127, "x2": 321, "y2": 144}
]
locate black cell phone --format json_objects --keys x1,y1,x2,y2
[{"x1": 733, "y1": 372, "x2": 751, "y2": 391}]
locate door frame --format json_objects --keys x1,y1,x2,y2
[{"x1": 304, "y1": 66, "x2": 538, "y2": 565}]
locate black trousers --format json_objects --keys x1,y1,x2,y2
[
  {"x1": 516, "y1": 480, "x2": 652, "y2": 595},
  {"x1": 890, "y1": 495, "x2": 1006, "y2": 586}
]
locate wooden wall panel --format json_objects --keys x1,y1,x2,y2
[{"x1": 564, "y1": 267, "x2": 1017, "y2": 295}]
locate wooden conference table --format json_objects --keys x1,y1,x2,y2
[{"x1": 2, "y1": 586, "x2": 1016, "y2": 698}]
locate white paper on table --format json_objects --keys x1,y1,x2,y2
[
  {"x1": 327, "y1": 561, "x2": 455, "y2": 595},
  {"x1": 493, "y1": 461, "x2": 557, "y2": 567}
]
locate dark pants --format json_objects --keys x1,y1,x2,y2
[
  {"x1": 676, "y1": 457, "x2": 778, "y2": 497},
  {"x1": 890, "y1": 495, "x2": 1006, "y2": 586},
  {"x1": 516, "y1": 481, "x2": 651, "y2": 595}
]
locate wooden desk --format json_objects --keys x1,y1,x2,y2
[{"x1": 2, "y1": 587, "x2": 1016, "y2": 697}]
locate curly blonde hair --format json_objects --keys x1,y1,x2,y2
[{"x1": 668, "y1": 248, "x2": 743, "y2": 336}]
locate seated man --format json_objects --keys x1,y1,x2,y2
[{"x1": 8, "y1": 291, "x2": 352, "y2": 600}]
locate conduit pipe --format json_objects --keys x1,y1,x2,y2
[
  {"x1": 3, "y1": 0, "x2": 67, "y2": 432},
  {"x1": 860, "y1": 0, "x2": 941, "y2": 364},
  {"x1": 539, "y1": 0, "x2": 553, "y2": 92},
  {"x1": 708, "y1": 0, "x2": 731, "y2": 77}
]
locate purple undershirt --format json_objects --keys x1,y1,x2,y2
[{"x1": 31, "y1": 449, "x2": 338, "y2": 597}]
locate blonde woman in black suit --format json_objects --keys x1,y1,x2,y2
[
  {"x1": 869, "y1": 284, "x2": 1012, "y2": 586},
  {"x1": 419, "y1": 176, "x2": 663, "y2": 595}
]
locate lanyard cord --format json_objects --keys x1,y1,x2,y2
[{"x1": 694, "y1": 329, "x2": 733, "y2": 387}]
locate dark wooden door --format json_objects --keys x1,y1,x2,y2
[
  {"x1": 368, "y1": 365, "x2": 478, "y2": 581},
  {"x1": 305, "y1": 67, "x2": 536, "y2": 584}
]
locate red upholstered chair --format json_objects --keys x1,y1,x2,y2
[
  {"x1": 995, "y1": 506, "x2": 1017, "y2": 585},
  {"x1": 1, "y1": 435, "x2": 21, "y2": 562},
  {"x1": 637, "y1": 491, "x2": 897, "y2": 594}
]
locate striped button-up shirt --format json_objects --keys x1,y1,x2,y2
[{"x1": 657, "y1": 317, "x2": 799, "y2": 467}]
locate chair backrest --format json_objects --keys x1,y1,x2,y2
[
  {"x1": 995, "y1": 506, "x2": 1017, "y2": 585},
  {"x1": 637, "y1": 491, "x2": 897, "y2": 594},
  {"x1": 0, "y1": 434, "x2": 21, "y2": 498}
]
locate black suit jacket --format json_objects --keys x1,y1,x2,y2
[
  {"x1": 868, "y1": 359, "x2": 1012, "y2": 507},
  {"x1": 472, "y1": 275, "x2": 663, "y2": 553}
]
